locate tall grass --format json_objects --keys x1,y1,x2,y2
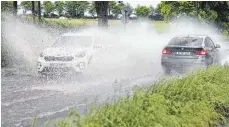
[{"x1": 52, "y1": 66, "x2": 229, "y2": 127}]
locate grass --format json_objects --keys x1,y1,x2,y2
[
  {"x1": 42, "y1": 18, "x2": 168, "y2": 33},
  {"x1": 152, "y1": 20, "x2": 168, "y2": 33},
  {"x1": 37, "y1": 66, "x2": 229, "y2": 127},
  {"x1": 24, "y1": 16, "x2": 168, "y2": 32}
]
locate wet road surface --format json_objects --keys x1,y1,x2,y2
[
  {"x1": 2, "y1": 18, "x2": 229, "y2": 127},
  {"x1": 1, "y1": 42, "x2": 163, "y2": 127}
]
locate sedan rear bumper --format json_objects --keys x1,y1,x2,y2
[{"x1": 161, "y1": 57, "x2": 207, "y2": 72}]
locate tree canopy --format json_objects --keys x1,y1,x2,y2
[
  {"x1": 54, "y1": 1, "x2": 64, "y2": 16},
  {"x1": 64, "y1": 1, "x2": 89, "y2": 18},
  {"x1": 43, "y1": 1, "x2": 55, "y2": 15},
  {"x1": 135, "y1": 5, "x2": 151, "y2": 17},
  {"x1": 158, "y1": 1, "x2": 229, "y2": 35}
]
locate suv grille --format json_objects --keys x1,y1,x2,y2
[{"x1": 44, "y1": 56, "x2": 74, "y2": 61}]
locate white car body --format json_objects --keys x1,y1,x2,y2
[{"x1": 37, "y1": 32, "x2": 102, "y2": 75}]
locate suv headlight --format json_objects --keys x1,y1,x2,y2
[{"x1": 75, "y1": 52, "x2": 86, "y2": 57}]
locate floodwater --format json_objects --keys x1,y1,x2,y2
[{"x1": 2, "y1": 16, "x2": 229, "y2": 127}]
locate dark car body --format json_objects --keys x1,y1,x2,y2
[{"x1": 161, "y1": 35, "x2": 221, "y2": 74}]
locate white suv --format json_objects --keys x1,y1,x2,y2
[{"x1": 37, "y1": 32, "x2": 102, "y2": 76}]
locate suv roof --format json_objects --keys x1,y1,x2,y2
[{"x1": 62, "y1": 31, "x2": 113, "y2": 37}]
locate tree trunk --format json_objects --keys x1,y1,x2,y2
[
  {"x1": 108, "y1": 8, "x2": 110, "y2": 16},
  {"x1": 195, "y1": 1, "x2": 199, "y2": 19},
  {"x1": 31, "y1": 1, "x2": 35, "y2": 23},
  {"x1": 13, "y1": 1, "x2": 17, "y2": 17},
  {"x1": 38, "y1": 1, "x2": 41, "y2": 23},
  {"x1": 95, "y1": 1, "x2": 108, "y2": 28}
]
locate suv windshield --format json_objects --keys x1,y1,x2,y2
[
  {"x1": 168, "y1": 37, "x2": 203, "y2": 46},
  {"x1": 52, "y1": 36, "x2": 92, "y2": 48}
]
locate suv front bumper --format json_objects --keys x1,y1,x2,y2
[{"x1": 37, "y1": 59, "x2": 87, "y2": 75}]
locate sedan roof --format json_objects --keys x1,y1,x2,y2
[{"x1": 175, "y1": 34, "x2": 207, "y2": 38}]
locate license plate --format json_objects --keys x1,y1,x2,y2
[
  {"x1": 175, "y1": 52, "x2": 191, "y2": 55},
  {"x1": 50, "y1": 63, "x2": 66, "y2": 68}
]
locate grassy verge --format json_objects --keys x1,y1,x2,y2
[
  {"x1": 24, "y1": 16, "x2": 167, "y2": 32},
  {"x1": 152, "y1": 20, "x2": 169, "y2": 33},
  {"x1": 46, "y1": 66, "x2": 229, "y2": 127}
]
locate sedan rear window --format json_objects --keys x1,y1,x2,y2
[{"x1": 168, "y1": 37, "x2": 203, "y2": 46}]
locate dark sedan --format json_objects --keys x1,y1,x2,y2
[{"x1": 161, "y1": 35, "x2": 221, "y2": 75}]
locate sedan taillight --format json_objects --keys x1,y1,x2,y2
[
  {"x1": 195, "y1": 49, "x2": 208, "y2": 55},
  {"x1": 162, "y1": 49, "x2": 172, "y2": 54}
]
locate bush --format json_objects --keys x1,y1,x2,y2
[{"x1": 48, "y1": 66, "x2": 229, "y2": 127}]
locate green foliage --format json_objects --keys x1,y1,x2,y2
[
  {"x1": 20, "y1": 1, "x2": 32, "y2": 11},
  {"x1": 108, "y1": 1, "x2": 116, "y2": 16},
  {"x1": 112, "y1": 2, "x2": 124, "y2": 17},
  {"x1": 43, "y1": 1, "x2": 55, "y2": 15},
  {"x1": 149, "y1": 5, "x2": 154, "y2": 13},
  {"x1": 64, "y1": 1, "x2": 89, "y2": 18},
  {"x1": 54, "y1": 1, "x2": 64, "y2": 16},
  {"x1": 198, "y1": 9, "x2": 218, "y2": 23},
  {"x1": 52, "y1": 66, "x2": 229, "y2": 127},
  {"x1": 135, "y1": 5, "x2": 151, "y2": 17},
  {"x1": 20, "y1": 1, "x2": 40, "y2": 15},
  {"x1": 1, "y1": 1, "x2": 13, "y2": 12},
  {"x1": 123, "y1": 3, "x2": 134, "y2": 17},
  {"x1": 88, "y1": 2, "x2": 96, "y2": 18},
  {"x1": 158, "y1": 1, "x2": 229, "y2": 37}
]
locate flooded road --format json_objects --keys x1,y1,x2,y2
[
  {"x1": 1, "y1": 42, "x2": 164, "y2": 127},
  {"x1": 2, "y1": 17, "x2": 229, "y2": 127}
]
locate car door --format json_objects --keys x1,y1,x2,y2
[
  {"x1": 204, "y1": 37, "x2": 214, "y2": 64},
  {"x1": 208, "y1": 38, "x2": 220, "y2": 64},
  {"x1": 204, "y1": 37, "x2": 218, "y2": 64}
]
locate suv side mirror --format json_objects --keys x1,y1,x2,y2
[{"x1": 215, "y1": 44, "x2": 221, "y2": 48}]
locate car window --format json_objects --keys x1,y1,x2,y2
[
  {"x1": 205, "y1": 38, "x2": 215, "y2": 48},
  {"x1": 52, "y1": 36, "x2": 92, "y2": 48},
  {"x1": 168, "y1": 37, "x2": 203, "y2": 46}
]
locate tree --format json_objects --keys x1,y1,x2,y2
[
  {"x1": 1, "y1": 1, "x2": 14, "y2": 12},
  {"x1": 38, "y1": 1, "x2": 41, "y2": 23},
  {"x1": 13, "y1": 1, "x2": 17, "y2": 17},
  {"x1": 64, "y1": 1, "x2": 89, "y2": 18},
  {"x1": 88, "y1": 2, "x2": 96, "y2": 18},
  {"x1": 112, "y1": 2, "x2": 124, "y2": 18},
  {"x1": 20, "y1": 1, "x2": 31, "y2": 14},
  {"x1": 158, "y1": 1, "x2": 229, "y2": 36},
  {"x1": 135, "y1": 5, "x2": 151, "y2": 18},
  {"x1": 150, "y1": 4, "x2": 163, "y2": 20},
  {"x1": 123, "y1": 3, "x2": 133, "y2": 16},
  {"x1": 31, "y1": 1, "x2": 35, "y2": 23},
  {"x1": 95, "y1": 1, "x2": 109, "y2": 28},
  {"x1": 149, "y1": 5, "x2": 154, "y2": 15},
  {"x1": 43, "y1": 1, "x2": 55, "y2": 16},
  {"x1": 108, "y1": 1, "x2": 116, "y2": 16},
  {"x1": 21, "y1": 1, "x2": 40, "y2": 15},
  {"x1": 54, "y1": 1, "x2": 64, "y2": 16}
]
